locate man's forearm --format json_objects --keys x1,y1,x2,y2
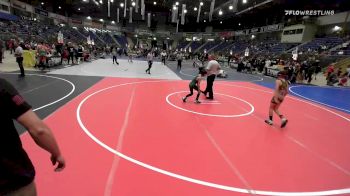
[{"x1": 29, "y1": 126, "x2": 61, "y2": 157}]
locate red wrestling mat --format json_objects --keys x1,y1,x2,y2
[{"x1": 21, "y1": 78, "x2": 350, "y2": 196}]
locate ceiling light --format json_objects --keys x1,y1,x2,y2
[
  {"x1": 99, "y1": 0, "x2": 103, "y2": 4},
  {"x1": 78, "y1": 8, "x2": 81, "y2": 11},
  {"x1": 111, "y1": 21, "x2": 115, "y2": 24},
  {"x1": 229, "y1": 5, "x2": 233, "y2": 10},
  {"x1": 58, "y1": 6, "x2": 61, "y2": 9},
  {"x1": 238, "y1": 23, "x2": 241, "y2": 26},
  {"x1": 175, "y1": 2, "x2": 179, "y2": 6},
  {"x1": 120, "y1": 3, "x2": 124, "y2": 7},
  {"x1": 200, "y1": 2, "x2": 203, "y2": 6},
  {"x1": 41, "y1": 2, "x2": 44, "y2": 5},
  {"x1": 243, "y1": 0, "x2": 247, "y2": 4},
  {"x1": 194, "y1": 7, "x2": 198, "y2": 11},
  {"x1": 173, "y1": 6, "x2": 177, "y2": 10},
  {"x1": 219, "y1": 10, "x2": 223, "y2": 15},
  {"x1": 87, "y1": 16, "x2": 92, "y2": 19},
  {"x1": 220, "y1": 21, "x2": 222, "y2": 24},
  {"x1": 153, "y1": 1, "x2": 157, "y2": 5},
  {"x1": 204, "y1": 19, "x2": 206, "y2": 22},
  {"x1": 99, "y1": 18, "x2": 104, "y2": 22},
  {"x1": 132, "y1": 2, "x2": 136, "y2": 6},
  {"x1": 184, "y1": 9, "x2": 187, "y2": 13}
]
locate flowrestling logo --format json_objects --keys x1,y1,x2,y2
[{"x1": 285, "y1": 10, "x2": 334, "y2": 16}]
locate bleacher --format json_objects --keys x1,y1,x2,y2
[
  {"x1": 188, "y1": 41, "x2": 202, "y2": 51},
  {"x1": 113, "y1": 35, "x2": 128, "y2": 48},
  {"x1": 87, "y1": 31, "x2": 104, "y2": 45},
  {"x1": 213, "y1": 41, "x2": 232, "y2": 53},
  {"x1": 229, "y1": 41, "x2": 250, "y2": 54},
  {"x1": 97, "y1": 32, "x2": 115, "y2": 45},
  {"x1": 268, "y1": 43, "x2": 298, "y2": 54},
  {"x1": 199, "y1": 41, "x2": 221, "y2": 52},
  {"x1": 176, "y1": 41, "x2": 190, "y2": 50},
  {"x1": 300, "y1": 37, "x2": 343, "y2": 52}
]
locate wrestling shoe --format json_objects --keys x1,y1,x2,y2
[
  {"x1": 265, "y1": 119, "x2": 273, "y2": 125},
  {"x1": 195, "y1": 100, "x2": 201, "y2": 104},
  {"x1": 182, "y1": 97, "x2": 187, "y2": 102},
  {"x1": 281, "y1": 118, "x2": 288, "y2": 128}
]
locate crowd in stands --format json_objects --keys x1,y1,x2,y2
[{"x1": 0, "y1": 17, "x2": 349, "y2": 86}]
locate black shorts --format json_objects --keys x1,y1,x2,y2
[
  {"x1": 190, "y1": 85, "x2": 199, "y2": 91},
  {"x1": 271, "y1": 97, "x2": 283, "y2": 104}
]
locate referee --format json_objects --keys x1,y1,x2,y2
[{"x1": 203, "y1": 60, "x2": 221, "y2": 100}]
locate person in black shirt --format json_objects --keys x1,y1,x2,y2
[
  {"x1": 67, "y1": 43, "x2": 75, "y2": 65},
  {"x1": 0, "y1": 78, "x2": 65, "y2": 195}
]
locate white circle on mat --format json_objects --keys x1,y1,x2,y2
[
  {"x1": 0, "y1": 73, "x2": 75, "y2": 111},
  {"x1": 76, "y1": 80, "x2": 350, "y2": 196},
  {"x1": 166, "y1": 91, "x2": 254, "y2": 118}
]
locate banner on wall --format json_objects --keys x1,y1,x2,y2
[
  {"x1": 83, "y1": 20, "x2": 92, "y2": 27},
  {"x1": 196, "y1": 4, "x2": 201, "y2": 23},
  {"x1": 11, "y1": 0, "x2": 26, "y2": 10},
  {"x1": 141, "y1": 0, "x2": 145, "y2": 19},
  {"x1": 124, "y1": 0, "x2": 127, "y2": 17},
  {"x1": 129, "y1": 7, "x2": 133, "y2": 23},
  {"x1": 147, "y1": 13, "x2": 151, "y2": 27},
  {"x1": 35, "y1": 8, "x2": 48, "y2": 17},
  {"x1": 234, "y1": 30, "x2": 246, "y2": 36},
  {"x1": 232, "y1": 0, "x2": 238, "y2": 12},
  {"x1": 292, "y1": 47, "x2": 298, "y2": 60},
  {"x1": 136, "y1": 0, "x2": 139, "y2": 13},
  {"x1": 218, "y1": 31, "x2": 233, "y2": 38},
  {"x1": 91, "y1": 21, "x2": 103, "y2": 29},
  {"x1": 171, "y1": 6, "x2": 177, "y2": 23},
  {"x1": 209, "y1": 0, "x2": 215, "y2": 22},
  {"x1": 181, "y1": 4, "x2": 186, "y2": 25},
  {"x1": 11, "y1": 0, "x2": 33, "y2": 13},
  {"x1": 260, "y1": 24, "x2": 284, "y2": 32},
  {"x1": 106, "y1": 25, "x2": 120, "y2": 31},
  {"x1": 136, "y1": 29, "x2": 152, "y2": 35},
  {"x1": 49, "y1": 13, "x2": 67, "y2": 23},
  {"x1": 250, "y1": 28, "x2": 259, "y2": 34},
  {"x1": 69, "y1": 18, "x2": 82, "y2": 25}
]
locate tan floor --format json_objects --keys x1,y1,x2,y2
[
  {"x1": 0, "y1": 50, "x2": 330, "y2": 86},
  {"x1": 0, "y1": 50, "x2": 36, "y2": 72}
]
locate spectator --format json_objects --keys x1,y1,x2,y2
[
  {"x1": 0, "y1": 79, "x2": 65, "y2": 195},
  {"x1": 67, "y1": 43, "x2": 75, "y2": 65},
  {"x1": 327, "y1": 68, "x2": 339, "y2": 86},
  {"x1": 37, "y1": 42, "x2": 48, "y2": 70},
  {"x1": 306, "y1": 65, "x2": 315, "y2": 84},
  {"x1": 338, "y1": 72, "x2": 348, "y2": 86},
  {"x1": 326, "y1": 63, "x2": 335, "y2": 78},
  {"x1": 15, "y1": 42, "x2": 25, "y2": 78},
  {"x1": 176, "y1": 52, "x2": 183, "y2": 70}
]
